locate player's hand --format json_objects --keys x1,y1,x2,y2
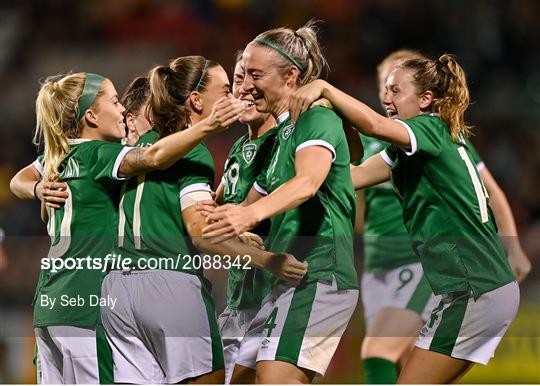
[
  {"x1": 204, "y1": 95, "x2": 248, "y2": 134},
  {"x1": 290, "y1": 79, "x2": 328, "y2": 123},
  {"x1": 266, "y1": 253, "x2": 308, "y2": 286},
  {"x1": 508, "y1": 246, "x2": 532, "y2": 283},
  {"x1": 196, "y1": 200, "x2": 218, "y2": 218},
  {"x1": 202, "y1": 204, "x2": 259, "y2": 243},
  {"x1": 37, "y1": 180, "x2": 69, "y2": 208},
  {"x1": 238, "y1": 232, "x2": 265, "y2": 250},
  {"x1": 310, "y1": 97, "x2": 333, "y2": 110}
]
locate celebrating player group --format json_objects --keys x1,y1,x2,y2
[{"x1": 9, "y1": 20, "x2": 531, "y2": 384}]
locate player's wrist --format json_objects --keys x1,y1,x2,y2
[
  {"x1": 246, "y1": 204, "x2": 263, "y2": 228},
  {"x1": 33, "y1": 179, "x2": 42, "y2": 201}
]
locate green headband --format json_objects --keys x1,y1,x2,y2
[
  {"x1": 254, "y1": 38, "x2": 305, "y2": 72},
  {"x1": 76, "y1": 73, "x2": 105, "y2": 122}
]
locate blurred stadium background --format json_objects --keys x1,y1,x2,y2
[{"x1": 0, "y1": 0, "x2": 538, "y2": 383}]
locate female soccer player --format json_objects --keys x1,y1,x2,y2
[
  {"x1": 289, "y1": 55, "x2": 519, "y2": 383},
  {"x1": 358, "y1": 49, "x2": 531, "y2": 384},
  {"x1": 10, "y1": 75, "x2": 153, "y2": 204},
  {"x1": 25, "y1": 71, "x2": 245, "y2": 384},
  {"x1": 213, "y1": 51, "x2": 276, "y2": 384},
  {"x1": 100, "y1": 56, "x2": 307, "y2": 384},
  {"x1": 202, "y1": 22, "x2": 359, "y2": 384}
]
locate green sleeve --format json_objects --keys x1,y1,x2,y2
[
  {"x1": 86, "y1": 142, "x2": 133, "y2": 183},
  {"x1": 294, "y1": 106, "x2": 344, "y2": 162},
  {"x1": 382, "y1": 144, "x2": 398, "y2": 166},
  {"x1": 177, "y1": 144, "x2": 215, "y2": 195},
  {"x1": 398, "y1": 114, "x2": 444, "y2": 157}
]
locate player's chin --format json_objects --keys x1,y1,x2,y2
[{"x1": 239, "y1": 110, "x2": 258, "y2": 123}]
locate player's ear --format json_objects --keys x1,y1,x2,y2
[
  {"x1": 419, "y1": 90, "x2": 433, "y2": 110},
  {"x1": 125, "y1": 113, "x2": 135, "y2": 131},
  {"x1": 188, "y1": 92, "x2": 203, "y2": 114},
  {"x1": 285, "y1": 66, "x2": 301, "y2": 88},
  {"x1": 84, "y1": 109, "x2": 99, "y2": 127}
]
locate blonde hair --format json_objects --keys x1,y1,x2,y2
[
  {"x1": 148, "y1": 56, "x2": 219, "y2": 138},
  {"x1": 398, "y1": 54, "x2": 472, "y2": 140},
  {"x1": 377, "y1": 49, "x2": 425, "y2": 81},
  {"x1": 34, "y1": 72, "x2": 99, "y2": 179},
  {"x1": 249, "y1": 20, "x2": 329, "y2": 86}
]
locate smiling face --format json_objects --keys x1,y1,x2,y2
[
  {"x1": 232, "y1": 60, "x2": 267, "y2": 125},
  {"x1": 91, "y1": 79, "x2": 126, "y2": 141},
  {"x1": 383, "y1": 68, "x2": 430, "y2": 120},
  {"x1": 241, "y1": 44, "x2": 295, "y2": 117}
]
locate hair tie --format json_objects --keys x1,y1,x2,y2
[
  {"x1": 163, "y1": 66, "x2": 174, "y2": 77},
  {"x1": 254, "y1": 38, "x2": 305, "y2": 72},
  {"x1": 76, "y1": 73, "x2": 105, "y2": 122},
  {"x1": 194, "y1": 59, "x2": 208, "y2": 91}
]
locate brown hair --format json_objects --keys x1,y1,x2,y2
[
  {"x1": 121, "y1": 76, "x2": 150, "y2": 118},
  {"x1": 249, "y1": 20, "x2": 329, "y2": 86},
  {"x1": 398, "y1": 54, "x2": 472, "y2": 140},
  {"x1": 34, "y1": 72, "x2": 104, "y2": 179},
  {"x1": 148, "y1": 56, "x2": 219, "y2": 137}
]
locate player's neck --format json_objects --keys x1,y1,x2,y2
[{"x1": 248, "y1": 114, "x2": 275, "y2": 140}]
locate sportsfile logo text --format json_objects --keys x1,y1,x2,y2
[{"x1": 41, "y1": 253, "x2": 253, "y2": 273}]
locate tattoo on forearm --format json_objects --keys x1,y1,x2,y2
[{"x1": 119, "y1": 148, "x2": 151, "y2": 176}]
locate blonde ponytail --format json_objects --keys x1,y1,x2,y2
[
  {"x1": 34, "y1": 73, "x2": 86, "y2": 179},
  {"x1": 434, "y1": 54, "x2": 472, "y2": 139}
]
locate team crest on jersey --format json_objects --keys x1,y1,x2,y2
[
  {"x1": 282, "y1": 124, "x2": 295, "y2": 139},
  {"x1": 242, "y1": 143, "x2": 257, "y2": 163}
]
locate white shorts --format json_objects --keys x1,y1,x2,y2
[
  {"x1": 416, "y1": 281, "x2": 519, "y2": 365},
  {"x1": 100, "y1": 270, "x2": 224, "y2": 384},
  {"x1": 34, "y1": 325, "x2": 110, "y2": 384},
  {"x1": 235, "y1": 277, "x2": 358, "y2": 376},
  {"x1": 218, "y1": 306, "x2": 259, "y2": 384},
  {"x1": 361, "y1": 262, "x2": 441, "y2": 327}
]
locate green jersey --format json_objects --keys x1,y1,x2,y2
[
  {"x1": 117, "y1": 129, "x2": 215, "y2": 275},
  {"x1": 222, "y1": 128, "x2": 276, "y2": 310},
  {"x1": 357, "y1": 135, "x2": 417, "y2": 271},
  {"x1": 256, "y1": 108, "x2": 358, "y2": 290},
  {"x1": 383, "y1": 114, "x2": 514, "y2": 296},
  {"x1": 33, "y1": 139, "x2": 128, "y2": 327}
]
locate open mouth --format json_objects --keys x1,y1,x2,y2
[
  {"x1": 242, "y1": 100, "x2": 255, "y2": 108},
  {"x1": 386, "y1": 110, "x2": 398, "y2": 118}
]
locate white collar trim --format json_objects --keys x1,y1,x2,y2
[
  {"x1": 67, "y1": 138, "x2": 93, "y2": 144},
  {"x1": 277, "y1": 111, "x2": 290, "y2": 124}
]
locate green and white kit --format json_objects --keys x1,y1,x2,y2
[
  {"x1": 238, "y1": 108, "x2": 359, "y2": 375},
  {"x1": 381, "y1": 114, "x2": 517, "y2": 364},
  {"x1": 100, "y1": 129, "x2": 223, "y2": 383},
  {"x1": 33, "y1": 139, "x2": 129, "y2": 384},
  {"x1": 358, "y1": 135, "x2": 440, "y2": 326},
  {"x1": 219, "y1": 127, "x2": 276, "y2": 383}
]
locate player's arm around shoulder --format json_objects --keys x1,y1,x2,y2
[{"x1": 10, "y1": 162, "x2": 69, "y2": 208}]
